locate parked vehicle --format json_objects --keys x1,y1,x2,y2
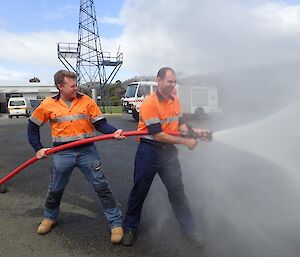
[
  {"x1": 122, "y1": 81, "x2": 221, "y2": 121},
  {"x1": 177, "y1": 86, "x2": 221, "y2": 119},
  {"x1": 7, "y1": 97, "x2": 33, "y2": 118},
  {"x1": 122, "y1": 81, "x2": 158, "y2": 121}
]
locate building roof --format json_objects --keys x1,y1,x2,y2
[{"x1": 0, "y1": 83, "x2": 58, "y2": 93}]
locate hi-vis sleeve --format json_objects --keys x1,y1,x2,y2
[
  {"x1": 88, "y1": 99, "x2": 105, "y2": 124},
  {"x1": 29, "y1": 100, "x2": 50, "y2": 126},
  {"x1": 140, "y1": 100, "x2": 160, "y2": 126}
]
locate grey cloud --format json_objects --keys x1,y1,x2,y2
[{"x1": 119, "y1": 0, "x2": 300, "y2": 76}]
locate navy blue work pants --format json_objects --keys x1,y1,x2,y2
[{"x1": 124, "y1": 141, "x2": 194, "y2": 235}]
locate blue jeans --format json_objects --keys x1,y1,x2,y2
[
  {"x1": 44, "y1": 143, "x2": 122, "y2": 229},
  {"x1": 124, "y1": 141, "x2": 194, "y2": 235}
]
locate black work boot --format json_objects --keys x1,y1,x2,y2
[
  {"x1": 122, "y1": 230, "x2": 135, "y2": 246},
  {"x1": 185, "y1": 233, "x2": 204, "y2": 249},
  {"x1": 182, "y1": 230, "x2": 205, "y2": 249},
  {"x1": 0, "y1": 185, "x2": 7, "y2": 194}
]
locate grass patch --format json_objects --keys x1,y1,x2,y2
[{"x1": 100, "y1": 105, "x2": 123, "y2": 114}]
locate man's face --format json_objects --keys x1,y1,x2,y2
[
  {"x1": 58, "y1": 77, "x2": 78, "y2": 100},
  {"x1": 157, "y1": 70, "x2": 177, "y2": 97}
]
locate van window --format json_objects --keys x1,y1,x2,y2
[
  {"x1": 137, "y1": 85, "x2": 151, "y2": 97},
  {"x1": 9, "y1": 100, "x2": 25, "y2": 106},
  {"x1": 125, "y1": 84, "x2": 137, "y2": 98}
]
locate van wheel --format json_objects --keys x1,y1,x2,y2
[
  {"x1": 132, "y1": 110, "x2": 139, "y2": 122},
  {"x1": 9, "y1": 115, "x2": 12, "y2": 119},
  {"x1": 195, "y1": 107, "x2": 205, "y2": 120},
  {"x1": 16, "y1": 116, "x2": 19, "y2": 118}
]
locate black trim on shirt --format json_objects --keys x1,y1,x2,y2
[
  {"x1": 148, "y1": 123, "x2": 163, "y2": 135},
  {"x1": 52, "y1": 92, "x2": 84, "y2": 100},
  {"x1": 179, "y1": 116, "x2": 187, "y2": 125},
  {"x1": 27, "y1": 120, "x2": 44, "y2": 152},
  {"x1": 93, "y1": 118, "x2": 117, "y2": 134}
]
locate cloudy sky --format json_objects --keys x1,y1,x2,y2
[{"x1": 0, "y1": 0, "x2": 299, "y2": 84}]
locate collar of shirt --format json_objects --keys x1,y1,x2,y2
[
  {"x1": 156, "y1": 90, "x2": 175, "y2": 102},
  {"x1": 52, "y1": 92, "x2": 84, "y2": 100}
]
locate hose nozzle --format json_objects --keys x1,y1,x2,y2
[
  {"x1": 181, "y1": 124, "x2": 213, "y2": 141},
  {"x1": 204, "y1": 130, "x2": 213, "y2": 141}
]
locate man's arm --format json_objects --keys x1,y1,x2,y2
[
  {"x1": 93, "y1": 118, "x2": 117, "y2": 134},
  {"x1": 27, "y1": 120, "x2": 44, "y2": 152},
  {"x1": 153, "y1": 132, "x2": 197, "y2": 150},
  {"x1": 93, "y1": 118, "x2": 125, "y2": 140},
  {"x1": 147, "y1": 122, "x2": 197, "y2": 150},
  {"x1": 27, "y1": 120, "x2": 50, "y2": 159},
  {"x1": 88, "y1": 96, "x2": 124, "y2": 139}
]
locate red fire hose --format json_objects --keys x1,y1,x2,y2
[{"x1": 0, "y1": 130, "x2": 180, "y2": 185}]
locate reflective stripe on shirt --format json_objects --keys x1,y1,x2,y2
[
  {"x1": 50, "y1": 114, "x2": 90, "y2": 123},
  {"x1": 52, "y1": 131, "x2": 96, "y2": 143},
  {"x1": 91, "y1": 115, "x2": 105, "y2": 123},
  {"x1": 29, "y1": 116, "x2": 43, "y2": 126},
  {"x1": 140, "y1": 135, "x2": 155, "y2": 140},
  {"x1": 145, "y1": 117, "x2": 160, "y2": 126},
  {"x1": 144, "y1": 115, "x2": 179, "y2": 126}
]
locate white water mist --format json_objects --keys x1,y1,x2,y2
[
  {"x1": 183, "y1": 103, "x2": 300, "y2": 257},
  {"x1": 214, "y1": 102, "x2": 300, "y2": 175}
]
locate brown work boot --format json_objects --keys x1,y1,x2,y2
[
  {"x1": 111, "y1": 226, "x2": 124, "y2": 244},
  {"x1": 37, "y1": 218, "x2": 56, "y2": 235}
]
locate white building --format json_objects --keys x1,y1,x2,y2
[{"x1": 0, "y1": 83, "x2": 58, "y2": 113}]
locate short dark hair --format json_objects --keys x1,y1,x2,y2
[
  {"x1": 54, "y1": 70, "x2": 77, "y2": 88},
  {"x1": 157, "y1": 67, "x2": 175, "y2": 80}
]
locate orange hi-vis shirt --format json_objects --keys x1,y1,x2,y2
[
  {"x1": 138, "y1": 90, "x2": 182, "y2": 140},
  {"x1": 30, "y1": 93, "x2": 104, "y2": 143}
]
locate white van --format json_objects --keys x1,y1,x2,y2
[
  {"x1": 122, "y1": 81, "x2": 158, "y2": 121},
  {"x1": 177, "y1": 86, "x2": 221, "y2": 119},
  {"x1": 122, "y1": 81, "x2": 221, "y2": 121},
  {"x1": 8, "y1": 97, "x2": 33, "y2": 118}
]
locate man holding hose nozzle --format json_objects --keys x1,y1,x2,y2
[
  {"x1": 123, "y1": 67, "x2": 211, "y2": 247},
  {"x1": 27, "y1": 70, "x2": 125, "y2": 244}
]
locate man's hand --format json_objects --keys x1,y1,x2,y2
[
  {"x1": 113, "y1": 129, "x2": 126, "y2": 140},
  {"x1": 36, "y1": 148, "x2": 51, "y2": 159},
  {"x1": 183, "y1": 138, "x2": 198, "y2": 150}
]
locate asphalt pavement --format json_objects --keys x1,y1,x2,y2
[
  {"x1": 0, "y1": 115, "x2": 207, "y2": 257},
  {"x1": 0, "y1": 113, "x2": 294, "y2": 257}
]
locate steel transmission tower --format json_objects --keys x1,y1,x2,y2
[{"x1": 57, "y1": 0, "x2": 123, "y2": 98}]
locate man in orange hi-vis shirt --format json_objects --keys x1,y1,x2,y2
[
  {"x1": 27, "y1": 70, "x2": 125, "y2": 244},
  {"x1": 123, "y1": 67, "x2": 210, "y2": 247}
]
